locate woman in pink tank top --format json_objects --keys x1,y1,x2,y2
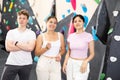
[
  {"x1": 35, "y1": 16, "x2": 65, "y2": 80},
  {"x1": 62, "y1": 14, "x2": 95, "y2": 80}
]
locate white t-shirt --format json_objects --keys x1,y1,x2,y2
[{"x1": 5, "y1": 28, "x2": 36, "y2": 66}]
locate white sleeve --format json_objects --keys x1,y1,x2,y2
[{"x1": 6, "y1": 30, "x2": 13, "y2": 40}]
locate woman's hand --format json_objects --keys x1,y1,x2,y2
[
  {"x1": 45, "y1": 43, "x2": 51, "y2": 50},
  {"x1": 80, "y1": 60, "x2": 88, "y2": 73},
  {"x1": 56, "y1": 54, "x2": 61, "y2": 62},
  {"x1": 62, "y1": 63, "x2": 67, "y2": 74}
]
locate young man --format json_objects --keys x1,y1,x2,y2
[{"x1": 0, "y1": 9, "x2": 36, "y2": 80}]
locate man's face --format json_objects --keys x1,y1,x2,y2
[{"x1": 17, "y1": 14, "x2": 28, "y2": 27}]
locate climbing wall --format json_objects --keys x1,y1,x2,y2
[
  {"x1": 1, "y1": 0, "x2": 41, "y2": 40},
  {"x1": 0, "y1": 0, "x2": 104, "y2": 80}
]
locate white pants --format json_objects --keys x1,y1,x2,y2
[
  {"x1": 66, "y1": 58, "x2": 90, "y2": 80},
  {"x1": 36, "y1": 55, "x2": 61, "y2": 80}
]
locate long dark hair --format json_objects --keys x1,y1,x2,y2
[
  {"x1": 72, "y1": 14, "x2": 85, "y2": 32},
  {"x1": 72, "y1": 14, "x2": 85, "y2": 23}
]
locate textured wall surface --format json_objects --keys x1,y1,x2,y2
[{"x1": 0, "y1": 0, "x2": 105, "y2": 80}]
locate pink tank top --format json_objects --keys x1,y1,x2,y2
[{"x1": 67, "y1": 32, "x2": 93, "y2": 59}]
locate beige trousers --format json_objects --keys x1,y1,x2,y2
[
  {"x1": 36, "y1": 55, "x2": 61, "y2": 80},
  {"x1": 66, "y1": 58, "x2": 90, "y2": 80}
]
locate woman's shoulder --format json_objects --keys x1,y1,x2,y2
[
  {"x1": 84, "y1": 32, "x2": 93, "y2": 40},
  {"x1": 36, "y1": 34, "x2": 43, "y2": 41},
  {"x1": 84, "y1": 31, "x2": 92, "y2": 36},
  {"x1": 57, "y1": 32, "x2": 63, "y2": 36},
  {"x1": 69, "y1": 33, "x2": 76, "y2": 36},
  {"x1": 38, "y1": 33, "x2": 44, "y2": 37}
]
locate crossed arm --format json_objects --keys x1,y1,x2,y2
[{"x1": 5, "y1": 40, "x2": 36, "y2": 52}]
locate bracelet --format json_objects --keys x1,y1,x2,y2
[
  {"x1": 45, "y1": 46, "x2": 49, "y2": 50},
  {"x1": 15, "y1": 41, "x2": 18, "y2": 46}
]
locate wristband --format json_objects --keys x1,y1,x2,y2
[
  {"x1": 45, "y1": 46, "x2": 49, "y2": 50},
  {"x1": 15, "y1": 41, "x2": 18, "y2": 46}
]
